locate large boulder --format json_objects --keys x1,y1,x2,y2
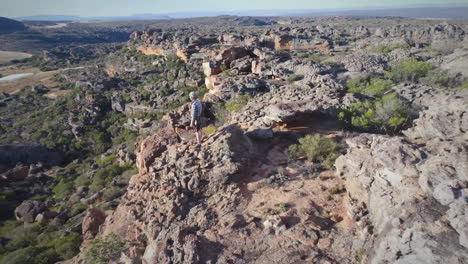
[{"x1": 15, "y1": 200, "x2": 46, "y2": 223}]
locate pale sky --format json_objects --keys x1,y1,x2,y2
[{"x1": 1, "y1": 0, "x2": 467, "y2": 18}]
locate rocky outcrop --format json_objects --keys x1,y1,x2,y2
[
  {"x1": 335, "y1": 88, "x2": 468, "y2": 263},
  {"x1": 98, "y1": 125, "x2": 256, "y2": 262},
  {"x1": 82, "y1": 208, "x2": 107, "y2": 240},
  {"x1": 15, "y1": 200, "x2": 46, "y2": 223}
]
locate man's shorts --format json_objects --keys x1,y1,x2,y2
[{"x1": 194, "y1": 117, "x2": 202, "y2": 132}]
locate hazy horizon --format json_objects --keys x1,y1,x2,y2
[{"x1": 2, "y1": 0, "x2": 468, "y2": 18}]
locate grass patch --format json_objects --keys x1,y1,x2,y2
[
  {"x1": 213, "y1": 94, "x2": 251, "y2": 125},
  {"x1": 202, "y1": 126, "x2": 217, "y2": 137},
  {"x1": 371, "y1": 43, "x2": 410, "y2": 54},
  {"x1": 85, "y1": 234, "x2": 125, "y2": 264},
  {"x1": 455, "y1": 81, "x2": 468, "y2": 90}
]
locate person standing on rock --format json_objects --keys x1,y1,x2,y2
[{"x1": 189, "y1": 91, "x2": 203, "y2": 145}]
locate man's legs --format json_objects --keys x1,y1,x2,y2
[
  {"x1": 195, "y1": 118, "x2": 203, "y2": 145},
  {"x1": 196, "y1": 130, "x2": 202, "y2": 144}
]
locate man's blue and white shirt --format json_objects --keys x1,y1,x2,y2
[{"x1": 191, "y1": 99, "x2": 202, "y2": 119}]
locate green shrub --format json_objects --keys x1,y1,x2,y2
[
  {"x1": 286, "y1": 134, "x2": 341, "y2": 168},
  {"x1": 96, "y1": 155, "x2": 117, "y2": 167},
  {"x1": 119, "y1": 168, "x2": 138, "y2": 184},
  {"x1": 91, "y1": 163, "x2": 133, "y2": 191},
  {"x1": 5, "y1": 228, "x2": 40, "y2": 251},
  {"x1": 75, "y1": 175, "x2": 91, "y2": 187},
  {"x1": 85, "y1": 234, "x2": 125, "y2": 264},
  {"x1": 213, "y1": 94, "x2": 251, "y2": 125},
  {"x1": 386, "y1": 58, "x2": 433, "y2": 83},
  {"x1": 347, "y1": 76, "x2": 393, "y2": 97},
  {"x1": 52, "y1": 181, "x2": 74, "y2": 200},
  {"x1": 53, "y1": 232, "x2": 81, "y2": 260},
  {"x1": 70, "y1": 203, "x2": 88, "y2": 217},
  {"x1": 286, "y1": 74, "x2": 304, "y2": 82},
  {"x1": 89, "y1": 131, "x2": 110, "y2": 154},
  {"x1": 421, "y1": 70, "x2": 464, "y2": 88},
  {"x1": 371, "y1": 43, "x2": 411, "y2": 54},
  {"x1": 338, "y1": 93, "x2": 409, "y2": 133},
  {"x1": 0, "y1": 246, "x2": 41, "y2": 264},
  {"x1": 34, "y1": 247, "x2": 60, "y2": 264},
  {"x1": 225, "y1": 94, "x2": 250, "y2": 112},
  {"x1": 102, "y1": 187, "x2": 122, "y2": 201}
]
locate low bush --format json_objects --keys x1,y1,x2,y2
[
  {"x1": 70, "y1": 203, "x2": 88, "y2": 217},
  {"x1": 85, "y1": 234, "x2": 125, "y2": 264},
  {"x1": 53, "y1": 232, "x2": 81, "y2": 260},
  {"x1": 52, "y1": 181, "x2": 74, "y2": 200},
  {"x1": 338, "y1": 92, "x2": 410, "y2": 133},
  {"x1": 213, "y1": 94, "x2": 251, "y2": 125},
  {"x1": 96, "y1": 155, "x2": 117, "y2": 167},
  {"x1": 91, "y1": 163, "x2": 133, "y2": 191},
  {"x1": 386, "y1": 58, "x2": 432, "y2": 83},
  {"x1": 286, "y1": 134, "x2": 341, "y2": 168},
  {"x1": 347, "y1": 75, "x2": 393, "y2": 97},
  {"x1": 421, "y1": 70, "x2": 464, "y2": 88},
  {"x1": 371, "y1": 43, "x2": 411, "y2": 54},
  {"x1": 102, "y1": 186, "x2": 122, "y2": 201},
  {"x1": 286, "y1": 74, "x2": 304, "y2": 82}
]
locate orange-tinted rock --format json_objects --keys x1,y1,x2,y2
[{"x1": 82, "y1": 208, "x2": 107, "y2": 240}]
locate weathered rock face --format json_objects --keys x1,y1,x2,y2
[
  {"x1": 96, "y1": 122, "x2": 360, "y2": 264},
  {"x1": 82, "y1": 208, "x2": 107, "y2": 240},
  {"x1": 335, "y1": 89, "x2": 468, "y2": 263},
  {"x1": 99, "y1": 125, "x2": 258, "y2": 263}
]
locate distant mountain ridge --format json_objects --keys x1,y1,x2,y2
[
  {"x1": 13, "y1": 5, "x2": 468, "y2": 21},
  {"x1": 16, "y1": 14, "x2": 171, "y2": 21},
  {"x1": 0, "y1": 17, "x2": 27, "y2": 34}
]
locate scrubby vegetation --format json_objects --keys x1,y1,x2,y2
[
  {"x1": 287, "y1": 134, "x2": 341, "y2": 168},
  {"x1": 339, "y1": 93, "x2": 410, "y2": 134},
  {"x1": 287, "y1": 74, "x2": 304, "y2": 82},
  {"x1": 371, "y1": 43, "x2": 411, "y2": 53},
  {"x1": 386, "y1": 58, "x2": 433, "y2": 83},
  {"x1": 85, "y1": 234, "x2": 125, "y2": 264},
  {"x1": 347, "y1": 75, "x2": 393, "y2": 97},
  {"x1": 212, "y1": 94, "x2": 251, "y2": 125},
  {"x1": 0, "y1": 222, "x2": 81, "y2": 264},
  {"x1": 421, "y1": 70, "x2": 465, "y2": 89},
  {"x1": 202, "y1": 125, "x2": 218, "y2": 137}
]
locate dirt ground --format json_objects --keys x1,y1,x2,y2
[
  {"x1": 0, "y1": 51, "x2": 32, "y2": 64},
  {"x1": 0, "y1": 65, "x2": 70, "y2": 97}
]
